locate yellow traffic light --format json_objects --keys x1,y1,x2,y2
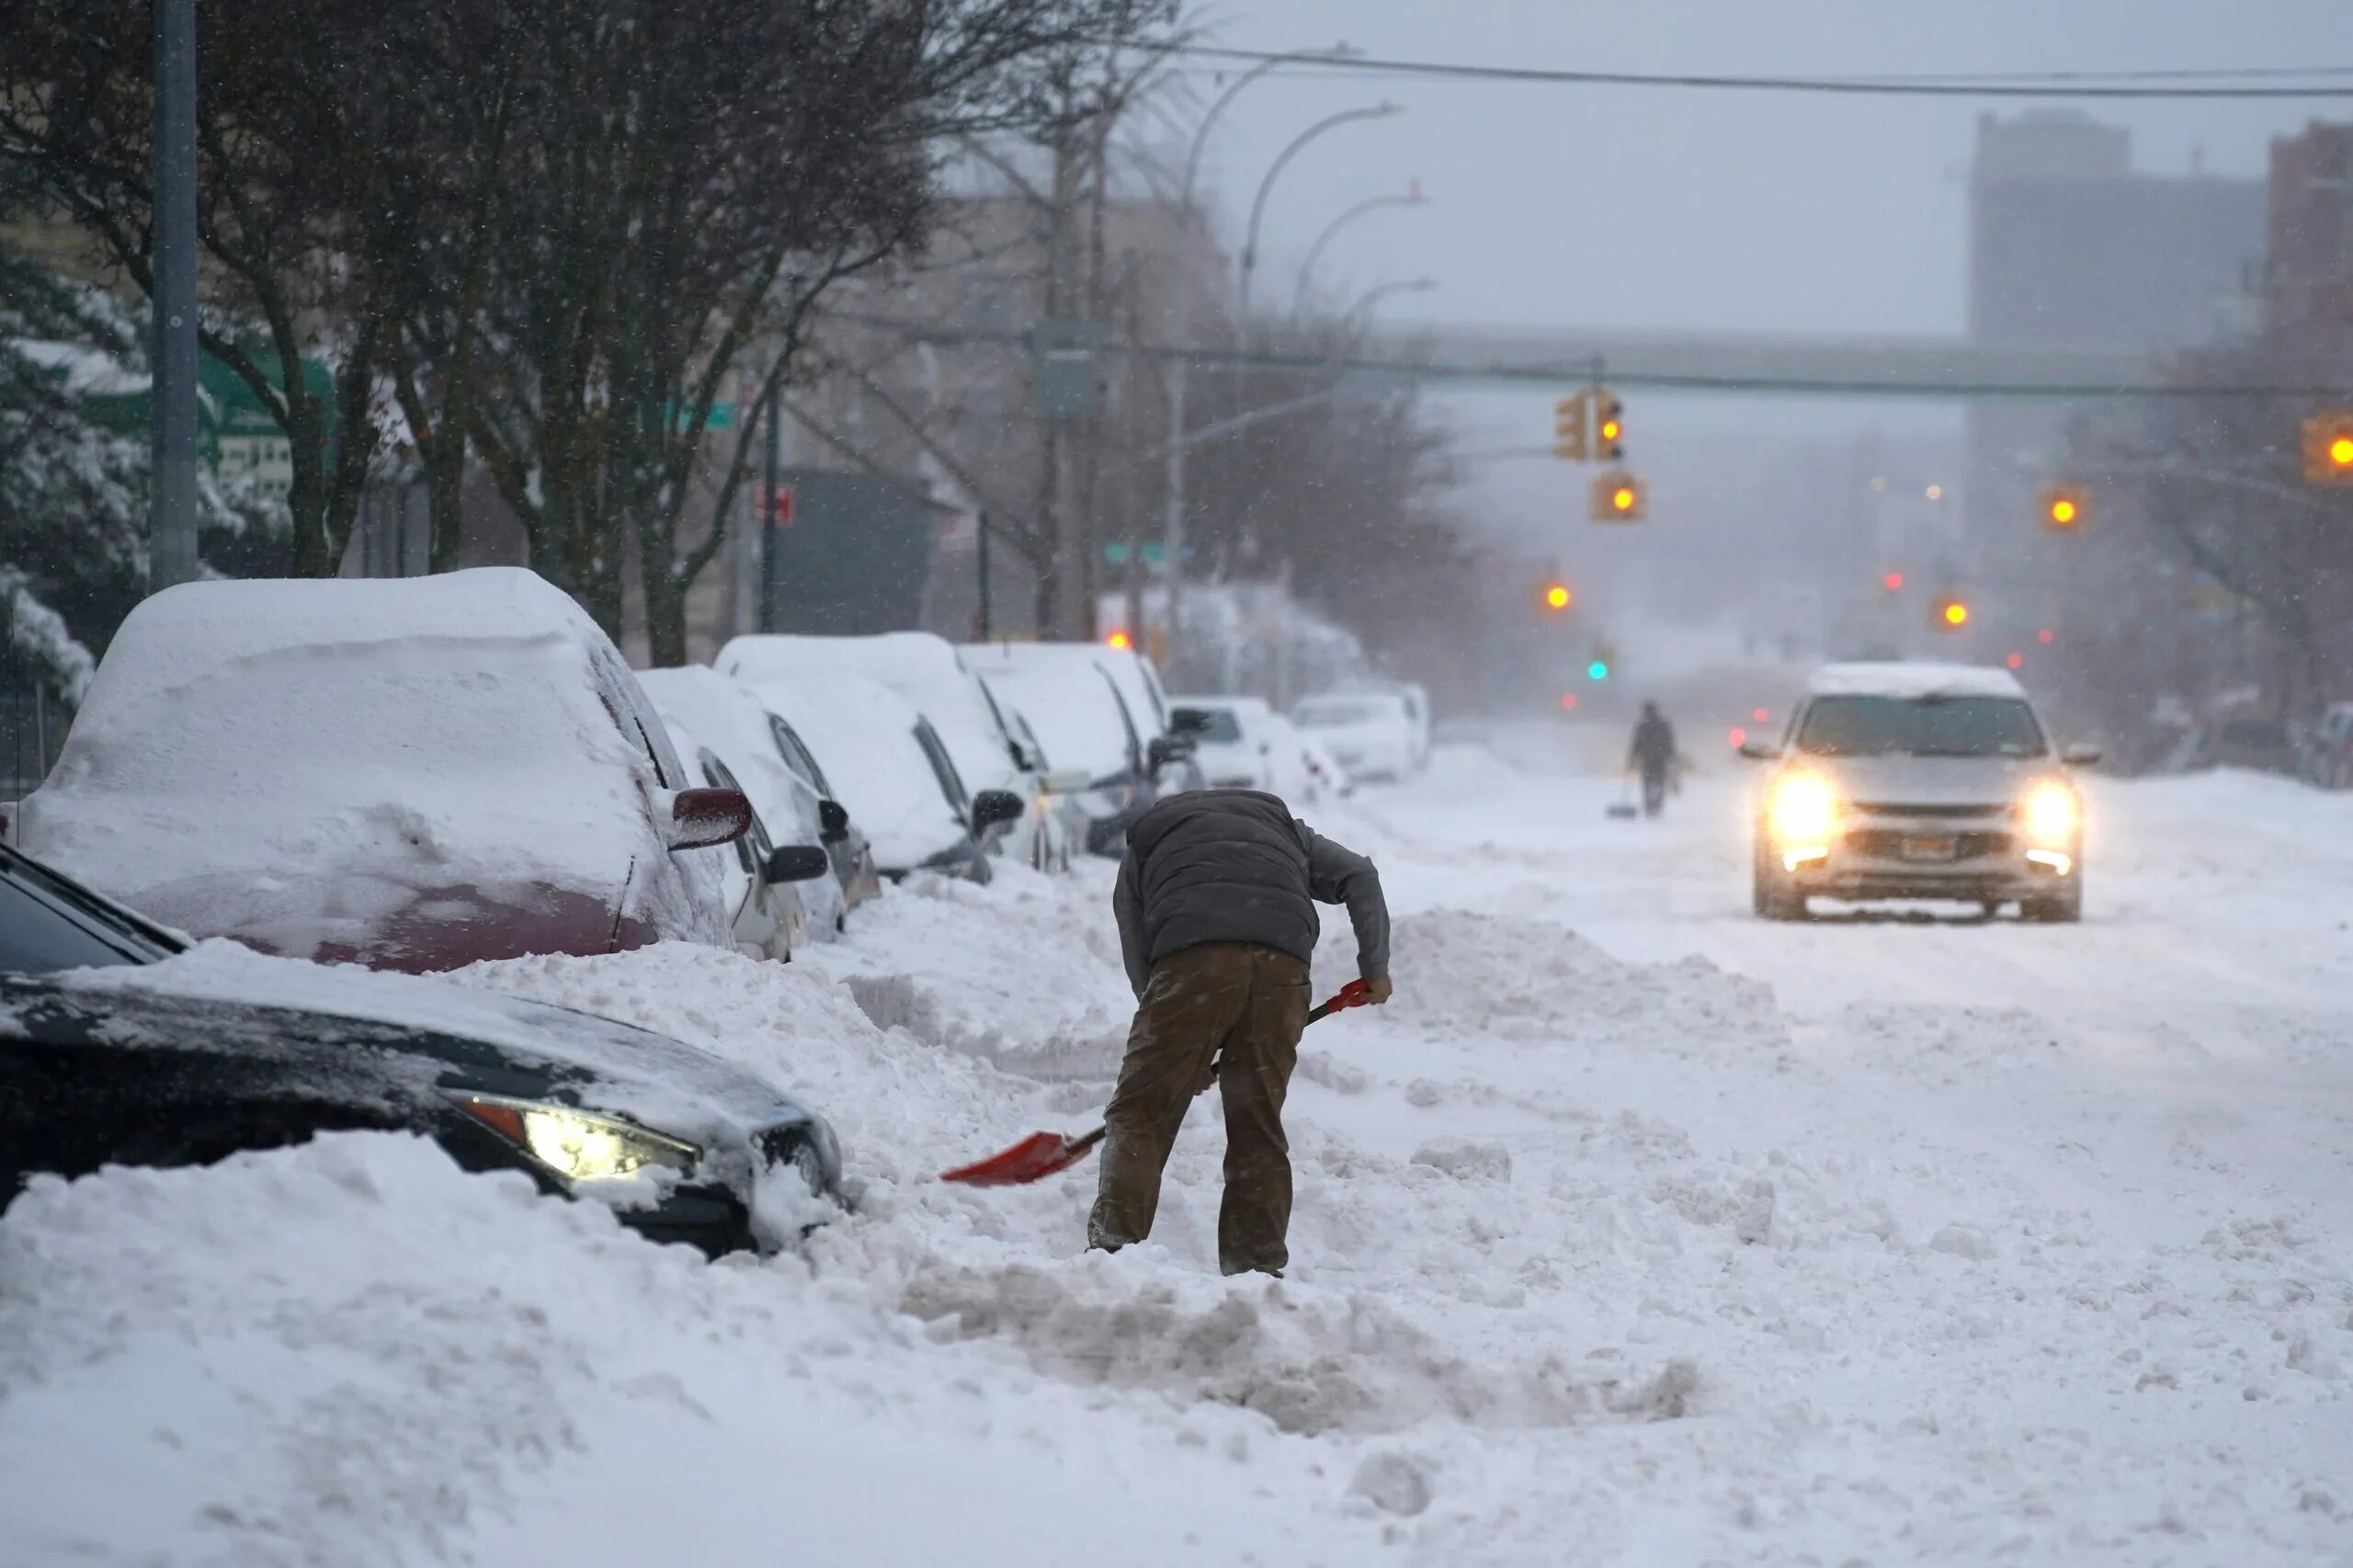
[
  {"x1": 1938, "y1": 598, "x2": 1970, "y2": 629},
  {"x1": 1106, "y1": 630, "x2": 1132, "y2": 650},
  {"x1": 2039, "y1": 485, "x2": 2088, "y2": 531},
  {"x1": 1594, "y1": 392, "x2": 1625, "y2": 460},
  {"x1": 2302, "y1": 409, "x2": 2353, "y2": 486},
  {"x1": 1545, "y1": 584, "x2": 1572, "y2": 610},
  {"x1": 1590, "y1": 469, "x2": 1646, "y2": 521},
  {"x1": 1552, "y1": 392, "x2": 1589, "y2": 461}
]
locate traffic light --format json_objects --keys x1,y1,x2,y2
[
  {"x1": 1590, "y1": 469, "x2": 1646, "y2": 522},
  {"x1": 1593, "y1": 392, "x2": 1624, "y2": 461},
  {"x1": 1587, "y1": 659, "x2": 1610, "y2": 681},
  {"x1": 2302, "y1": 409, "x2": 2353, "y2": 486},
  {"x1": 1543, "y1": 583, "x2": 1573, "y2": 611},
  {"x1": 1934, "y1": 597, "x2": 1970, "y2": 631},
  {"x1": 1552, "y1": 392, "x2": 1589, "y2": 460},
  {"x1": 2039, "y1": 485, "x2": 2089, "y2": 531},
  {"x1": 1881, "y1": 571, "x2": 1904, "y2": 592}
]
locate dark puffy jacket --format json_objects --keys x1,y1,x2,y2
[{"x1": 1111, "y1": 790, "x2": 1389, "y2": 995}]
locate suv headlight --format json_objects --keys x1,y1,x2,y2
[
  {"x1": 453, "y1": 1094, "x2": 699, "y2": 1182},
  {"x1": 2021, "y1": 779, "x2": 2079, "y2": 843},
  {"x1": 1768, "y1": 773, "x2": 1838, "y2": 844}
]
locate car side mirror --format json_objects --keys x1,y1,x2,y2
[
  {"x1": 1170, "y1": 710, "x2": 1212, "y2": 736},
  {"x1": 763, "y1": 844, "x2": 835, "y2": 883},
  {"x1": 2062, "y1": 743, "x2": 2104, "y2": 767},
  {"x1": 817, "y1": 799, "x2": 850, "y2": 844},
  {"x1": 1738, "y1": 740, "x2": 1783, "y2": 761},
  {"x1": 971, "y1": 789, "x2": 1026, "y2": 834},
  {"x1": 1040, "y1": 767, "x2": 1092, "y2": 794},
  {"x1": 1147, "y1": 733, "x2": 1194, "y2": 772},
  {"x1": 666, "y1": 787, "x2": 752, "y2": 851}
]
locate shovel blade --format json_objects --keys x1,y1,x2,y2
[{"x1": 940, "y1": 1129, "x2": 1101, "y2": 1187}]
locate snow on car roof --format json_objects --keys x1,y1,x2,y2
[
  {"x1": 718, "y1": 632, "x2": 1019, "y2": 793},
  {"x1": 962, "y1": 640, "x2": 1168, "y2": 736},
  {"x1": 637, "y1": 666, "x2": 824, "y2": 846},
  {"x1": 730, "y1": 671, "x2": 967, "y2": 870},
  {"x1": 964, "y1": 649, "x2": 1138, "y2": 783},
  {"x1": 17, "y1": 568, "x2": 704, "y2": 956},
  {"x1": 1806, "y1": 662, "x2": 2029, "y2": 700}
]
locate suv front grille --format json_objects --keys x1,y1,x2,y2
[
  {"x1": 1847, "y1": 801, "x2": 2010, "y2": 819},
  {"x1": 1846, "y1": 828, "x2": 2014, "y2": 859}
]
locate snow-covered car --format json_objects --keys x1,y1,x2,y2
[
  {"x1": 1741, "y1": 662, "x2": 2100, "y2": 923},
  {"x1": 2303, "y1": 702, "x2": 2353, "y2": 789},
  {"x1": 1294, "y1": 727, "x2": 1356, "y2": 801},
  {"x1": 1328, "y1": 678, "x2": 1433, "y2": 770},
  {"x1": 964, "y1": 644, "x2": 1175, "y2": 856},
  {"x1": 716, "y1": 633, "x2": 1084, "y2": 873},
  {"x1": 1291, "y1": 688, "x2": 1418, "y2": 783},
  {"x1": 761, "y1": 706, "x2": 887, "y2": 916},
  {"x1": 637, "y1": 666, "x2": 850, "y2": 936},
  {"x1": 654, "y1": 718, "x2": 834, "y2": 960},
  {"x1": 16, "y1": 569, "x2": 751, "y2": 971},
  {"x1": 733, "y1": 671, "x2": 1021, "y2": 882},
  {"x1": 1171, "y1": 696, "x2": 1290, "y2": 793},
  {"x1": 964, "y1": 639, "x2": 1201, "y2": 792},
  {"x1": 1263, "y1": 710, "x2": 1347, "y2": 803},
  {"x1": 0, "y1": 842, "x2": 839, "y2": 1256}
]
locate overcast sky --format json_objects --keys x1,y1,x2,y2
[
  {"x1": 1196, "y1": 0, "x2": 2350, "y2": 336},
  {"x1": 1169, "y1": 1, "x2": 2352, "y2": 544}
]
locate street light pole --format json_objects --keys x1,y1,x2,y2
[
  {"x1": 1163, "y1": 43, "x2": 1357, "y2": 675},
  {"x1": 1293, "y1": 188, "x2": 1426, "y2": 316},
  {"x1": 148, "y1": 0, "x2": 199, "y2": 594},
  {"x1": 1341, "y1": 277, "x2": 1438, "y2": 328},
  {"x1": 1238, "y1": 103, "x2": 1404, "y2": 324}
]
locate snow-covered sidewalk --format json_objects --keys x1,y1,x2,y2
[{"x1": 5, "y1": 737, "x2": 2350, "y2": 1564}]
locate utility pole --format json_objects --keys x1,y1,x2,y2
[
  {"x1": 758, "y1": 375, "x2": 783, "y2": 632},
  {"x1": 148, "y1": 0, "x2": 199, "y2": 594},
  {"x1": 976, "y1": 510, "x2": 994, "y2": 640}
]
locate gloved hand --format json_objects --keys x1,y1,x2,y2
[{"x1": 1363, "y1": 975, "x2": 1394, "y2": 1006}]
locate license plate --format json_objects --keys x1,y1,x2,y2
[{"x1": 1901, "y1": 835, "x2": 1959, "y2": 862}]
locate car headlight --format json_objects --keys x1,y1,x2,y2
[
  {"x1": 2021, "y1": 779, "x2": 2079, "y2": 843},
  {"x1": 1768, "y1": 773, "x2": 1838, "y2": 844},
  {"x1": 454, "y1": 1094, "x2": 699, "y2": 1182}
]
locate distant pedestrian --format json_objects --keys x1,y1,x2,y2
[
  {"x1": 1628, "y1": 701, "x2": 1679, "y2": 818},
  {"x1": 1093, "y1": 790, "x2": 1391, "y2": 1278}
]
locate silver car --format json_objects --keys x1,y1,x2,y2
[{"x1": 1743, "y1": 663, "x2": 2099, "y2": 923}]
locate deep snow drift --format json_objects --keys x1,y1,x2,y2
[{"x1": 5, "y1": 735, "x2": 2351, "y2": 1565}]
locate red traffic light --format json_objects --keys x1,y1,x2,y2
[{"x1": 1882, "y1": 571, "x2": 1904, "y2": 592}]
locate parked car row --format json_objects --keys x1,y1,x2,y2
[
  {"x1": 0, "y1": 566, "x2": 1422, "y2": 1258},
  {"x1": 1171, "y1": 678, "x2": 1432, "y2": 799}
]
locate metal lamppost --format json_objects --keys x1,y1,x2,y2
[
  {"x1": 1293, "y1": 187, "x2": 1427, "y2": 316},
  {"x1": 1236, "y1": 102, "x2": 1404, "y2": 324},
  {"x1": 1342, "y1": 277, "x2": 1438, "y2": 327},
  {"x1": 149, "y1": 0, "x2": 199, "y2": 593}
]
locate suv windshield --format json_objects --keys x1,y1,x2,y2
[
  {"x1": 1796, "y1": 695, "x2": 2047, "y2": 759},
  {"x1": 1176, "y1": 708, "x2": 1245, "y2": 745}
]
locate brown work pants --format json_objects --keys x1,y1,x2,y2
[{"x1": 1087, "y1": 942, "x2": 1310, "y2": 1277}]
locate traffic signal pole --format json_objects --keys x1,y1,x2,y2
[{"x1": 148, "y1": 0, "x2": 199, "y2": 594}]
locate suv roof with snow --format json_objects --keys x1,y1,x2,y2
[{"x1": 1806, "y1": 662, "x2": 2028, "y2": 700}]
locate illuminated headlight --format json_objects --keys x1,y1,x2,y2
[
  {"x1": 2021, "y1": 780, "x2": 2079, "y2": 843},
  {"x1": 454, "y1": 1094, "x2": 699, "y2": 1182},
  {"x1": 1768, "y1": 773, "x2": 1838, "y2": 844}
]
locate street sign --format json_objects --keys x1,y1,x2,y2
[{"x1": 1028, "y1": 318, "x2": 1105, "y2": 422}]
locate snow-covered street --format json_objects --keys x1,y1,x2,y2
[{"x1": 6, "y1": 731, "x2": 2351, "y2": 1565}]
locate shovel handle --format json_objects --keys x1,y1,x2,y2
[{"x1": 1307, "y1": 978, "x2": 1374, "y2": 1024}]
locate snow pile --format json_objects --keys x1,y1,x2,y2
[
  {"x1": 0, "y1": 1134, "x2": 1370, "y2": 1568},
  {"x1": 789, "y1": 860, "x2": 1138, "y2": 1078},
  {"x1": 1342, "y1": 907, "x2": 1781, "y2": 1049}
]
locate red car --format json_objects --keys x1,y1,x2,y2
[{"x1": 17, "y1": 569, "x2": 752, "y2": 971}]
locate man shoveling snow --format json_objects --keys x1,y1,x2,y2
[{"x1": 1093, "y1": 790, "x2": 1392, "y2": 1277}]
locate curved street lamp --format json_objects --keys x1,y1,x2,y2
[
  {"x1": 1239, "y1": 102, "x2": 1405, "y2": 323},
  {"x1": 1343, "y1": 276, "x2": 1438, "y2": 327},
  {"x1": 1293, "y1": 187, "x2": 1427, "y2": 316},
  {"x1": 1179, "y1": 41, "x2": 1358, "y2": 219}
]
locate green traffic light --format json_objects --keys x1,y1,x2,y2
[{"x1": 1587, "y1": 661, "x2": 1609, "y2": 680}]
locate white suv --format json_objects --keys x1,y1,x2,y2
[{"x1": 1743, "y1": 663, "x2": 2099, "y2": 923}]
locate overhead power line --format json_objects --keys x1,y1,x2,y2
[{"x1": 1119, "y1": 40, "x2": 2353, "y2": 99}]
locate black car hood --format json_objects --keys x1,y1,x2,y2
[{"x1": 10, "y1": 942, "x2": 818, "y2": 1150}]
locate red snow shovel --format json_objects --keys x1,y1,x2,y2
[{"x1": 940, "y1": 979, "x2": 1376, "y2": 1187}]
